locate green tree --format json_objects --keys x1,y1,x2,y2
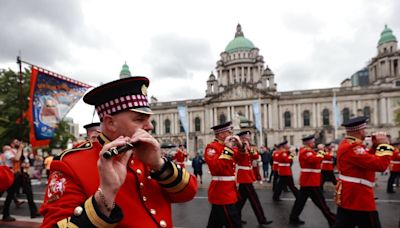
[
  {"x1": 49, "y1": 120, "x2": 76, "y2": 150},
  {"x1": 395, "y1": 108, "x2": 400, "y2": 126},
  {"x1": 0, "y1": 68, "x2": 30, "y2": 146}
]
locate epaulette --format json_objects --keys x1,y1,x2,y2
[
  {"x1": 54, "y1": 141, "x2": 93, "y2": 161},
  {"x1": 345, "y1": 136, "x2": 360, "y2": 144}
]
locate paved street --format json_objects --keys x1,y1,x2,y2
[{"x1": 1, "y1": 161, "x2": 399, "y2": 228}]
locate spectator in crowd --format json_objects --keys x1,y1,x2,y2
[
  {"x1": 192, "y1": 152, "x2": 205, "y2": 184},
  {"x1": 2, "y1": 139, "x2": 40, "y2": 222},
  {"x1": 32, "y1": 153, "x2": 44, "y2": 182},
  {"x1": 260, "y1": 147, "x2": 271, "y2": 181}
]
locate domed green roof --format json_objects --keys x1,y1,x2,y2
[
  {"x1": 225, "y1": 24, "x2": 255, "y2": 53},
  {"x1": 120, "y1": 62, "x2": 131, "y2": 78},
  {"x1": 378, "y1": 25, "x2": 397, "y2": 45}
]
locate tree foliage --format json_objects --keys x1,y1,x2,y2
[
  {"x1": 0, "y1": 68, "x2": 30, "y2": 146},
  {"x1": 49, "y1": 120, "x2": 76, "y2": 150}
]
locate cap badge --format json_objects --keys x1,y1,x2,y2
[{"x1": 141, "y1": 84, "x2": 148, "y2": 96}]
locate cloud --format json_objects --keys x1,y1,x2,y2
[
  {"x1": 0, "y1": 0, "x2": 108, "y2": 66},
  {"x1": 143, "y1": 33, "x2": 214, "y2": 80}
]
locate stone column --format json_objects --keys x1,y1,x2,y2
[
  {"x1": 249, "y1": 104, "x2": 254, "y2": 122},
  {"x1": 227, "y1": 106, "x2": 231, "y2": 121},
  {"x1": 373, "y1": 99, "x2": 378, "y2": 126},
  {"x1": 263, "y1": 103, "x2": 267, "y2": 129},
  {"x1": 231, "y1": 106, "x2": 235, "y2": 120},
  {"x1": 245, "y1": 105, "x2": 249, "y2": 119},
  {"x1": 214, "y1": 107, "x2": 218, "y2": 125},
  {"x1": 313, "y1": 103, "x2": 317, "y2": 127},
  {"x1": 272, "y1": 100, "x2": 279, "y2": 129},
  {"x1": 157, "y1": 114, "x2": 161, "y2": 135},
  {"x1": 386, "y1": 98, "x2": 392, "y2": 124},
  {"x1": 268, "y1": 104, "x2": 272, "y2": 129},
  {"x1": 379, "y1": 98, "x2": 387, "y2": 124},
  {"x1": 247, "y1": 67, "x2": 251, "y2": 82},
  {"x1": 293, "y1": 104, "x2": 298, "y2": 128},
  {"x1": 188, "y1": 111, "x2": 192, "y2": 133}
]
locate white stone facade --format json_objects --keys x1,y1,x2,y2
[{"x1": 149, "y1": 25, "x2": 400, "y2": 153}]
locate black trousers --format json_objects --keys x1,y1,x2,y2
[
  {"x1": 290, "y1": 187, "x2": 336, "y2": 226},
  {"x1": 271, "y1": 171, "x2": 279, "y2": 191},
  {"x1": 207, "y1": 204, "x2": 242, "y2": 228},
  {"x1": 321, "y1": 170, "x2": 337, "y2": 189},
  {"x1": 387, "y1": 171, "x2": 400, "y2": 192},
  {"x1": 2, "y1": 172, "x2": 37, "y2": 218},
  {"x1": 335, "y1": 207, "x2": 381, "y2": 228},
  {"x1": 237, "y1": 184, "x2": 268, "y2": 224},
  {"x1": 272, "y1": 175, "x2": 298, "y2": 200}
]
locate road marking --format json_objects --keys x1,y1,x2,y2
[{"x1": 193, "y1": 196, "x2": 400, "y2": 203}]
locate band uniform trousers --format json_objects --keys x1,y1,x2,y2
[
  {"x1": 321, "y1": 170, "x2": 337, "y2": 189},
  {"x1": 207, "y1": 204, "x2": 242, "y2": 228},
  {"x1": 334, "y1": 207, "x2": 381, "y2": 228},
  {"x1": 271, "y1": 171, "x2": 279, "y2": 192},
  {"x1": 237, "y1": 184, "x2": 268, "y2": 224},
  {"x1": 387, "y1": 171, "x2": 400, "y2": 192},
  {"x1": 272, "y1": 176, "x2": 299, "y2": 200},
  {"x1": 290, "y1": 187, "x2": 336, "y2": 226}
]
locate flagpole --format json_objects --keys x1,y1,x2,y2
[
  {"x1": 259, "y1": 98, "x2": 263, "y2": 148},
  {"x1": 17, "y1": 56, "x2": 24, "y2": 140},
  {"x1": 333, "y1": 91, "x2": 338, "y2": 140}
]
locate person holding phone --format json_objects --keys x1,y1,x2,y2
[{"x1": 40, "y1": 77, "x2": 197, "y2": 227}]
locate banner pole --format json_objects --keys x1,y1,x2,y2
[{"x1": 17, "y1": 56, "x2": 24, "y2": 140}]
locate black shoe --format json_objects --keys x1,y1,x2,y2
[
  {"x1": 241, "y1": 220, "x2": 247, "y2": 224},
  {"x1": 15, "y1": 200, "x2": 26, "y2": 208},
  {"x1": 289, "y1": 219, "x2": 305, "y2": 225},
  {"x1": 2, "y1": 216, "x2": 16, "y2": 222},
  {"x1": 272, "y1": 198, "x2": 282, "y2": 202},
  {"x1": 387, "y1": 190, "x2": 395, "y2": 193},
  {"x1": 31, "y1": 212, "x2": 42, "y2": 218},
  {"x1": 260, "y1": 220, "x2": 273, "y2": 226}
]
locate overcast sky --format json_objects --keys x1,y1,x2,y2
[{"x1": 0, "y1": 0, "x2": 399, "y2": 133}]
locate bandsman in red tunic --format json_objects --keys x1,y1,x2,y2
[
  {"x1": 235, "y1": 131, "x2": 272, "y2": 226},
  {"x1": 387, "y1": 141, "x2": 400, "y2": 193},
  {"x1": 173, "y1": 145, "x2": 188, "y2": 168},
  {"x1": 335, "y1": 116, "x2": 394, "y2": 228},
  {"x1": 289, "y1": 135, "x2": 336, "y2": 226},
  {"x1": 272, "y1": 140, "x2": 299, "y2": 201},
  {"x1": 83, "y1": 122, "x2": 101, "y2": 142},
  {"x1": 321, "y1": 142, "x2": 337, "y2": 190},
  {"x1": 204, "y1": 121, "x2": 243, "y2": 228},
  {"x1": 40, "y1": 77, "x2": 197, "y2": 228}
]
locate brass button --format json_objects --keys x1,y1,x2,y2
[
  {"x1": 140, "y1": 182, "x2": 144, "y2": 188},
  {"x1": 136, "y1": 169, "x2": 142, "y2": 175},
  {"x1": 159, "y1": 220, "x2": 167, "y2": 227},
  {"x1": 147, "y1": 176, "x2": 152, "y2": 179},
  {"x1": 150, "y1": 209, "x2": 156, "y2": 215},
  {"x1": 143, "y1": 196, "x2": 147, "y2": 202},
  {"x1": 130, "y1": 160, "x2": 134, "y2": 165},
  {"x1": 73, "y1": 206, "x2": 83, "y2": 216}
]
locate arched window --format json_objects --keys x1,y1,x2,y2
[
  {"x1": 322, "y1": 109, "x2": 330, "y2": 126},
  {"x1": 219, "y1": 114, "x2": 226, "y2": 124},
  {"x1": 151, "y1": 120, "x2": 157, "y2": 134},
  {"x1": 179, "y1": 121, "x2": 185, "y2": 133},
  {"x1": 194, "y1": 117, "x2": 201, "y2": 132},
  {"x1": 342, "y1": 108, "x2": 350, "y2": 123},
  {"x1": 164, "y1": 119, "x2": 171, "y2": 134},
  {"x1": 303, "y1": 110, "x2": 310, "y2": 127},
  {"x1": 363, "y1": 106, "x2": 371, "y2": 123},
  {"x1": 284, "y1": 111, "x2": 291, "y2": 128}
]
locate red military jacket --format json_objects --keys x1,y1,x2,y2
[
  {"x1": 173, "y1": 149, "x2": 187, "y2": 168},
  {"x1": 204, "y1": 139, "x2": 238, "y2": 205},
  {"x1": 0, "y1": 166, "x2": 14, "y2": 192},
  {"x1": 336, "y1": 136, "x2": 393, "y2": 211},
  {"x1": 299, "y1": 146, "x2": 323, "y2": 187},
  {"x1": 40, "y1": 134, "x2": 197, "y2": 228},
  {"x1": 272, "y1": 150, "x2": 280, "y2": 171},
  {"x1": 321, "y1": 151, "x2": 335, "y2": 171},
  {"x1": 236, "y1": 145, "x2": 258, "y2": 183},
  {"x1": 277, "y1": 149, "x2": 293, "y2": 176},
  {"x1": 390, "y1": 148, "x2": 400, "y2": 172}
]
